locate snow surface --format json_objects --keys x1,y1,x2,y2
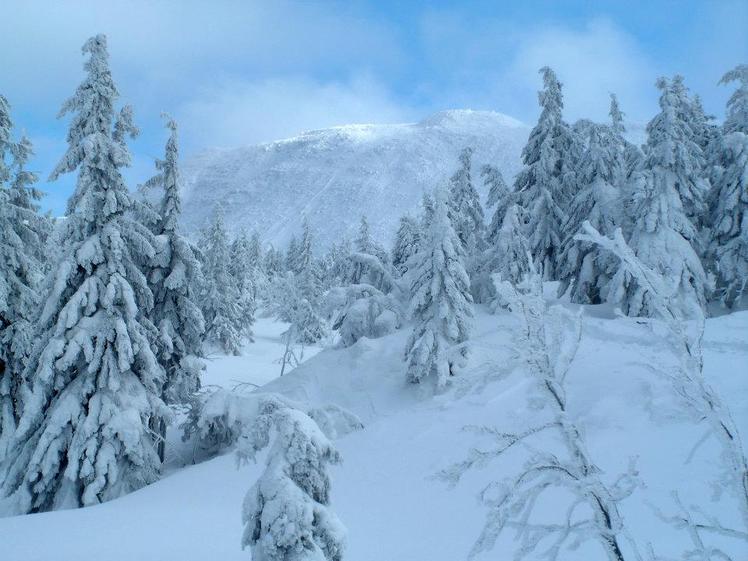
[
  {"x1": 0, "y1": 302, "x2": 746, "y2": 560},
  {"x1": 179, "y1": 110, "x2": 529, "y2": 248}
]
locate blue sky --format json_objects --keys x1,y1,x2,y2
[{"x1": 1, "y1": 0, "x2": 746, "y2": 215}]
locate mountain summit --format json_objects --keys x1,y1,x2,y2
[{"x1": 180, "y1": 110, "x2": 529, "y2": 248}]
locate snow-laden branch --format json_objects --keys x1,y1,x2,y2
[
  {"x1": 442, "y1": 267, "x2": 640, "y2": 561},
  {"x1": 576, "y1": 222, "x2": 748, "y2": 534}
]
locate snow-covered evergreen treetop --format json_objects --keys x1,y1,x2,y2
[
  {"x1": 720, "y1": 64, "x2": 748, "y2": 135},
  {"x1": 0, "y1": 34, "x2": 168, "y2": 514}
]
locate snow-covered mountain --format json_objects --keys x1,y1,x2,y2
[{"x1": 180, "y1": 110, "x2": 529, "y2": 248}]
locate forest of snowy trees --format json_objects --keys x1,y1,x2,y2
[{"x1": 0, "y1": 33, "x2": 746, "y2": 561}]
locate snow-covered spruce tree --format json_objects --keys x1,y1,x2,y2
[
  {"x1": 229, "y1": 230, "x2": 257, "y2": 342},
  {"x1": 263, "y1": 245, "x2": 284, "y2": 282},
  {"x1": 448, "y1": 147, "x2": 485, "y2": 256},
  {"x1": 404, "y1": 186, "x2": 473, "y2": 386},
  {"x1": 609, "y1": 93, "x2": 642, "y2": 188},
  {"x1": 612, "y1": 77, "x2": 708, "y2": 318},
  {"x1": 141, "y1": 116, "x2": 205, "y2": 410},
  {"x1": 199, "y1": 209, "x2": 244, "y2": 355},
  {"x1": 266, "y1": 272, "x2": 325, "y2": 374},
  {"x1": 515, "y1": 67, "x2": 577, "y2": 278},
  {"x1": 323, "y1": 237, "x2": 352, "y2": 289},
  {"x1": 473, "y1": 164, "x2": 515, "y2": 302},
  {"x1": 347, "y1": 215, "x2": 388, "y2": 286},
  {"x1": 708, "y1": 64, "x2": 748, "y2": 307},
  {"x1": 483, "y1": 164, "x2": 512, "y2": 246},
  {"x1": 441, "y1": 270, "x2": 639, "y2": 561},
  {"x1": 556, "y1": 122, "x2": 620, "y2": 304},
  {"x1": 720, "y1": 64, "x2": 748, "y2": 135},
  {"x1": 486, "y1": 204, "x2": 532, "y2": 303},
  {"x1": 0, "y1": 35, "x2": 168, "y2": 513},
  {"x1": 286, "y1": 234, "x2": 301, "y2": 274},
  {"x1": 0, "y1": 96, "x2": 45, "y2": 457},
  {"x1": 241, "y1": 401, "x2": 346, "y2": 561},
  {"x1": 297, "y1": 217, "x2": 322, "y2": 309},
  {"x1": 667, "y1": 76, "x2": 710, "y2": 228},
  {"x1": 391, "y1": 214, "x2": 421, "y2": 275},
  {"x1": 247, "y1": 230, "x2": 266, "y2": 298}
]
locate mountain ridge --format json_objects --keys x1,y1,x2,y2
[{"x1": 180, "y1": 109, "x2": 530, "y2": 248}]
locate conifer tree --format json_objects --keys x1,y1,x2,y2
[
  {"x1": 391, "y1": 214, "x2": 421, "y2": 275},
  {"x1": 448, "y1": 147, "x2": 485, "y2": 257},
  {"x1": 609, "y1": 93, "x2": 642, "y2": 185},
  {"x1": 488, "y1": 204, "x2": 532, "y2": 289},
  {"x1": 611, "y1": 77, "x2": 708, "y2": 317},
  {"x1": 142, "y1": 116, "x2": 205, "y2": 409},
  {"x1": 515, "y1": 67, "x2": 577, "y2": 278},
  {"x1": 709, "y1": 65, "x2": 748, "y2": 307},
  {"x1": 286, "y1": 235, "x2": 301, "y2": 274},
  {"x1": 264, "y1": 245, "x2": 284, "y2": 282},
  {"x1": 0, "y1": 96, "x2": 44, "y2": 457},
  {"x1": 482, "y1": 164, "x2": 511, "y2": 247},
  {"x1": 557, "y1": 123, "x2": 620, "y2": 303},
  {"x1": 668, "y1": 76, "x2": 710, "y2": 228},
  {"x1": 404, "y1": 187, "x2": 473, "y2": 386},
  {"x1": 229, "y1": 230, "x2": 256, "y2": 342},
  {"x1": 297, "y1": 218, "x2": 322, "y2": 306},
  {"x1": 0, "y1": 35, "x2": 167, "y2": 513},
  {"x1": 200, "y1": 209, "x2": 244, "y2": 355}
]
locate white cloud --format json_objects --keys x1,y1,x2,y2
[
  {"x1": 504, "y1": 19, "x2": 657, "y2": 123},
  {"x1": 177, "y1": 75, "x2": 413, "y2": 149}
]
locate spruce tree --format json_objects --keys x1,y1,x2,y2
[
  {"x1": 720, "y1": 64, "x2": 748, "y2": 135},
  {"x1": 515, "y1": 67, "x2": 577, "y2": 278},
  {"x1": 0, "y1": 35, "x2": 167, "y2": 513},
  {"x1": 668, "y1": 75, "x2": 710, "y2": 228},
  {"x1": 229, "y1": 230, "x2": 256, "y2": 342},
  {"x1": 612, "y1": 77, "x2": 707, "y2": 317},
  {"x1": 448, "y1": 147, "x2": 485, "y2": 257},
  {"x1": 557, "y1": 123, "x2": 620, "y2": 303},
  {"x1": 285, "y1": 235, "x2": 301, "y2": 274},
  {"x1": 391, "y1": 214, "x2": 421, "y2": 275},
  {"x1": 0, "y1": 96, "x2": 44, "y2": 457},
  {"x1": 709, "y1": 65, "x2": 748, "y2": 307},
  {"x1": 482, "y1": 164, "x2": 511, "y2": 247},
  {"x1": 489, "y1": 204, "x2": 532, "y2": 288},
  {"x1": 404, "y1": 187, "x2": 473, "y2": 386},
  {"x1": 143, "y1": 117, "x2": 205, "y2": 409},
  {"x1": 200, "y1": 209, "x2": 244, "y2": 355}
]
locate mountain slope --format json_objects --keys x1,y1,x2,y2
[{"x1": 180, "y1": 110, "x2": 529, "y2": 247}]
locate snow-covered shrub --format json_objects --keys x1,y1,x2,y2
[
  {"x1": 325, "y1": 284, "x2": 403, "y2": 347},
  {"x1": 182, "y1": 388, "x2": 363, "y2": 456}
]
